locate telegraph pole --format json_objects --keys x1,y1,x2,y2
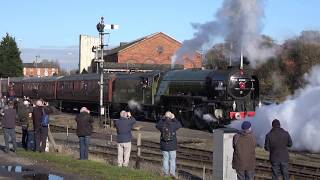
[{"x1": 35, "y1": 55, "x2": 40, "y2": 77}]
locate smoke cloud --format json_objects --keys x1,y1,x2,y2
[
  {"x1": 173, "y1": 0, "x2": 276, "y2": 67},
  {"x1": 230, "y1": 65, "x2": 320, "y2": 153},
  {"x1": 128, "y1": 99, "x2": 142, "y2": 111}
]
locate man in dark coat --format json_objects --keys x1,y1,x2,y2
[
  {"x1": 265, "y1": 119, "x2": 292, "y2": 180},
  {"x1": 2, "y1": 101, "x2": 17, "y2": 153},
  {"x1": 114, "y1": 110, "x2": 136, "y2": 167},
  {"x1": 18, "y1": 100, "x2": 30, "y2": 149},
  {"x1": 232, "y1": 121, "x2": 256, "y2": 180},
  {"x1": 75, "y1": 107, "x2": 93, "y2": 160},
  {"x1": 32, "y1": 99, "x2": 52, "y2": 152},
  {"x1": 156, "y1": 111, "x2": 182, "y2": 178}
]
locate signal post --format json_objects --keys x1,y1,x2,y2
[{"x1": 94, "y1": 17, "x2": 118, "y2": 125}]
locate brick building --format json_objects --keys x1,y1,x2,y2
[
  {"x1": 89, "y1": 32, "x2": 202, "y2": 72},
  {"x1": 23, "y1": 63, "x2": 59, "y2": 77}
]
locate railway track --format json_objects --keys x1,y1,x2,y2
[
  {"x1": 2, "y1": 123, "x2": 320, "y2": 179},
  {"x1": 48, "y1": 124, "x2": 320, "y2": 180}
]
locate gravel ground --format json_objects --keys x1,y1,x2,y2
[{"x1": 50, "y1": 113, "x2": 214, "y2": 151}]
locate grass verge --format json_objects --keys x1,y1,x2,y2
[{"x1": 17, "y1": 150, "x2": 169, "y2": 180}]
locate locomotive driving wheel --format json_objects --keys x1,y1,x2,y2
[
  {"x1": 179, "y1": 112, "x2": 194, "y2": 128},
  {"x1": 194, "y1": 116, "x2": 207, "y2": 130},
  {"x1": 193, "y1": 108, "x2": 208, "y2": 130}
]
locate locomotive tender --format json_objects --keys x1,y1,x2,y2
[{"x1": 0, "y1": 64, "x2": 259, "y2": 130}]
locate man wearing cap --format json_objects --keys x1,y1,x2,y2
[
  {"x1": 265, "y1": 119, "x2": 292, "y2": 180},
  {"x1": 232, "y1": 121, "x2": 256, "y2": 180}
]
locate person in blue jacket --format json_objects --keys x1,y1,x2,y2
[{"x1": 114, "y1": 110, "x2": 136, "y2": 167}]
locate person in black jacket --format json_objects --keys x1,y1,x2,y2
[
  {"x1": 18, "y1": 100, "x2": 30, "y2": 150},
  {"x1": 265, "y1": 119, "x2": 292, "y2": 180},
  {"x1": 2, "y1": 101, "x2": 17, "y2": 153},
  {"x1": 32, "y1": 99, "x2": 52, "y2": 152},
  {"x1": 156, "y1": 111, "x2": 182, "y2": 178},
  {"x1": 114, "y1": 110, "x2": 136, "y2": 167},
  {"x1": 75, "y1": 107, "x2": 93, "y2": 160}
]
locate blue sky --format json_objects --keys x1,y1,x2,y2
[{"x1": 1, "y1": 0, "x2": 320, "y2": 70}]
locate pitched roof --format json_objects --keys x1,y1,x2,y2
[{"x1": 104, "y1": 32, "x2": 181, "y2": 55}]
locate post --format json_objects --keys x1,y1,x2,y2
[
  {"x1": 95, "y1": 17, "x2": 118, "y2": 127},
  {"x1": 96, "y1": 17, "x2": 105, "y2": 125},
  {"x1": 48, "y1": 126, "x2": 59, "y2": 152},
  {"x1": 59, "y1": 100, "x2": 62, "y2": 112},
  {"x1": 136, "y1": 131, "x2": 142, "y2": 169},
  {"x1": 66, "y1": 123, "x2": 69, "y2": 145},
  {"x1": 202, "y1": 166, "x2": 206, "y2": 180},
  {"x1": 213, "y1": 128, "x2": 237, "y2": 180},
  {"x1": 35, "y1": 55, "x2": 40, "y2": 77}
]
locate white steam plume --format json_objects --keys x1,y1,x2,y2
[
  {"x1": 172, "y1": 0, "x2": 275, "y2": 68},
  {"x1": 230, "y1": 65, "x2": 320, "y2": 153},
  {"x1": 128, "y1": 100, "x2": 142, "y2": 111}
]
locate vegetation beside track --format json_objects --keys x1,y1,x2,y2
[{"x1": 17, "y1": 150, "x2": 170, "y2": 180}]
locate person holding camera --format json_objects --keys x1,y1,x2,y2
[
  {"x1": 75, "y1": 107, "x2": 93, "y2": 160},
  {"x1": 156, "y1": 111, "x2": 182, "y2": 178},
  {"x1": 114, "y1": 110, "x2": 136, "y2": 167},
  {"x1": 32, "y1": 99, "x2": 52, "y2": 152}
]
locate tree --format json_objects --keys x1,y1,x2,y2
[
  {"x1": 280, "y1": 30, "x2": 320, "y2": 92},
  {"x1": 59, "y1": 68, "x2": 69, "y2": 76},
  {"x1": 254, "y1": 57, "x2": 290, "y2": 99},
  {"x1": 0, "y1": 33, "x2": 23, "y2": 77},
  {"x1": 69, "y1": 69, "x2": 79, "y2": 75},
  {"x1": 204, "y1": 43, "x2": 229, "y2": 69}
]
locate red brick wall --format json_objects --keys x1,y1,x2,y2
[
  {"x1": 118, "y1": 33, "x2": 202, "y2": 69},
  {"x1": 23, "y1": 67, "x2": 59, "y2": 77}
]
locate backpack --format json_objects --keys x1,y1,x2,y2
[
  {"x1": 161, "y1": 121, "x2": 174, "y2": 142},
  {"x1": 41, "y1": 108, "x2": 49, "y2": 127}
]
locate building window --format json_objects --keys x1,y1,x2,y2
[
  {"x1": 45, "y1": 68, "x2": 48, "y2": 76},
  {"x1": 156, "y1": 45, "x2": 164, "y2": 54}
]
